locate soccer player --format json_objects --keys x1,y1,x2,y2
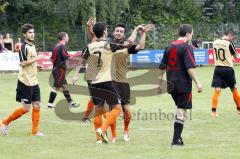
[
  {"x1": 157, "y1": 24, "x2": 203, "y2": 146},
  {"x1": 47, "y1": 32, "x2": 79, "y2": 109},
  {"x1": 110, "y1": 23, "x2": 155, "y2": 143},
  {"x1": 211, "y1": 29, "x2": 240, "y2": 117},
  {"x1": 1, "y1": 24, "x2": 44, "y2": 136}
]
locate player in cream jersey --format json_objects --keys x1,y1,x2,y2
[{"x1": 211, "y1": 29, "x2": 240, "y2": 117}]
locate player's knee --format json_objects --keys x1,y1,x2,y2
[
  {"x1": 22, "y1": 105, "x2": 31, "y2": 112},
  {"x1": 215, "y1": 88, "x2": 221, "y2": 92},
  {"x1": 62, "y1": 85, "x2": 68, "y2": 91},
  {"x1": 32, "y1": 102, "x2": 41, "y2": 109},
  {"x1": 176, "y1": 108, "x2": 186, "y2": 121}
]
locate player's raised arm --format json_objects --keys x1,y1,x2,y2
[
  {"x1": 86, "y1": 17, "x2": 97, "y2": 43},
  {"x1": 123, "y1": 24, "x2": 144, "y2": 48}
]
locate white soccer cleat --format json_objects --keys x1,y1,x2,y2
[
  {"x1": 32, "y1": 131, "x2": 45, "y2": 137},
  {"x1": 111, "y1": 137, "x2": 117, "y2": 143},
  {"x1": 211, "y1": 112, "x2": 219, "y2": 117},
  {"x1": 0, "y1": 123, "x2": 9, "y2": 136},
  {"x1": 96, "y1": 128, "x2": 109, "y2": 143},
  {"x1": 96, "y1": 140, "x2": 103, "y2": 144},
  {"x1": 123, "y1": 131, "x2": 130, "y2": 142}
]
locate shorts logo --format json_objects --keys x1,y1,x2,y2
[{"x1": 21, "y1": 99, "x2": 29, "y2": 104}]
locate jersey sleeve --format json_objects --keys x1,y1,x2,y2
[
  {"x1": 229, "y1": 42, "x2": 237, "y2": 55},
  {"x1": 184, "y1": 45, "x2": 196, "y2": 69},
  {"x1": 81, "y1": 47, "x2": 90, "y2": 60},
  {"x1": 61, "y1": 45, "x2": 70, "y2": 59},
  {"x1": 159, "y1": 49, "x2": 168, "y2": 70},
  {"x1": 19, "y1": 43, "x2": 28, "y2": 62},
  {"x1": 127, "y1": 45, "x2": 138, "y2": 54}
]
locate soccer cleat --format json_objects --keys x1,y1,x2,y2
[
  {"x1": 47, "y1": 103, "x2": 55, "y2": 109},
  {"x1": 96, "y1": 140, "x2": 103, "y2": 144},
  {"x1": 123, "y1": 131, "x2": 130, "y2": 142},
  {"x1": 32, "y1": 131, "x2": 45, "y2": 137},
  {"x1": 82, "y1": 117, "x2": 92, "y2": 123},
  {"x1": 69, "y1": 102, "x2": 80, "y2": 108},
  {"x1": 171, "y1": 137, "x2": 184, "y2": 147},
  {"x1": 0, "y1": 123, "x2": 9, "y2": 136},
  {"x1": 211, "y1": 112, "x2": 219, "y2": 117},
  {"x1": 96, "y1": 128, "x2": 110, "y2": 144},
  {"x1": 111, "y1": 137, "x2": 117, "y2": 143}
]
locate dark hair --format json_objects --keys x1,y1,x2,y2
[
  {"x1": 21, "y1": 23, "x2": 34, "y2": 33},
  {"x1": 93, "y1": 22, "x2": 107, "y2": 38},
  {"x1": 58, "y1": 32, "x2": 68, "y2": 40},
  {"x1": 224, "y1": 29, "x2": 236, "y2": 36},
  {"x1": 178, "y1": 24, "x2": 193, "y2": 37},
  {"x1": 115, "y1": 23, "x2": 126, "y2": 31}
]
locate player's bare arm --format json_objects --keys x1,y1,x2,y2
[{"x1": 187, "y1": 68, "x2": 203, "y2": 93}]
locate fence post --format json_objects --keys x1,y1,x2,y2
[{"x1": 42, "y1": 26, "x2": 45, "y2": 52}]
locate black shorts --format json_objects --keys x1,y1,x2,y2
[
  {"x1": 170, "y1": 92, "x2": 192, "y2": 109},
  {"x1": 16, "y1": 80, "x2": 41, "y2": 104},
  {"x1": 52, "y1": 67, "x2": 67, "y2": 88},
  {"x1": 88, "y1": 81, "x2": 121, "y2": 107},
  {"x1": 211, "y1": 66, "x2": 236, "y2": 89},
  {"x1": 114, "y1": 81, "x2": 130, "y2": 105}
]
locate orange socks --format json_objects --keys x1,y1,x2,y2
[
  {"x1": 102, "y1": 106, "x2": 121, "y2": 133},
  {"x1": 232, "y1": 88, "x2": 240, "y2": 110},
  {"x1": 32, "y1": 107, "x2": 40, "y2": 134},
  {"x1": 124, "y1": 111, "x2": 131, "y2": 132},
  {"x1": 84, "y1": 100, "x2": 95, "y2": 118},
  {"x1": 2, "y1": 106, "x2": 28, "y2": 125},
  {"x1": 212, "y1": 90, "x2": 221, "y2": 112},
  {"x1": 110, "y1": 122, "x2": 117, "y2": 139},
  {"x1": 94, "y1": 108, "x2": 103, "y2": 140}
]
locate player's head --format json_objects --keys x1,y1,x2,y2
[
  {"x1": 178, "y1": 24, "x2": 193, "y2": 42},
  {"x1": 93, "y1": 22, "x2": 108, "y2": 38},
  {"x1": 58, "y1": 32, "x2": 69, "y2": 43},
  {"x1": 21, "y1": 23, "x2": 35, "y2": 42},
  {"x1": 113, "y1": 23, "x2": 126, "y2": 40},
  {"x1": 224, "y1": 29, "x2": 236, "y2": 41}
]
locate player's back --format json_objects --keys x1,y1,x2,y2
[
  {"x1": 51, "y1": 44, "x2": 69, "y2": 68},
  {"x1": 161, "y1": 40, "x2": 196, "y2": 93},
  {"x1": 84, "y1": 40, "x2": 116, "y2": 83},
  {"x1": 213, "y1": 39, "x2": 234, "y2": 68}
]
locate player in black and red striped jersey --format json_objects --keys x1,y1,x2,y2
[
  {"x1": 47, "y1": 32, "x2": 79, "y2": 109},
  {"x1": 157, "y1": 24, "x2": 203, "y2": 146}
]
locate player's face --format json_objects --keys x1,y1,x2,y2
[
  {"x1": 113, "y1": 27, "x2": 125, "y2": 40},
  {"x1": 186, "y1": 31, "x2": 193, "y2": 42},
  {"x1": 24, "y1": 29, "x2": 35, "y2": 42},
  {"x1": 64, "y1": 34, "x2": 69, "y2": 43}
]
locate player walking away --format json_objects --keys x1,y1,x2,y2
[
  {"x1": 47, "y1": 32, "x2": 79, "y2": 109},
  {"x1": 1, "y1": 24, "x2": 45, "y2": 136},
  {"x1": 211, "y1": 29, "x2": 240, "y2": 117},
  {"x1": 157, "y1": 24, "x2": 203, "y2": 146}
]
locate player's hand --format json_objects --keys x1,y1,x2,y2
[
  {"x1": 143, "y1": 24, "x2": 155, "y2": 32},
  {"x1": 72, "y1": 75, "x2": 79, "y2": 85},
  {"x1": 196, "y1": 82, "x2": 203, "y2": 93},
  {"x1": 87, "y1": 17, "x2": 95, "y2": 26},
  {"x1": 135, "y1": 24, "x2": 145, "y2": 32}
]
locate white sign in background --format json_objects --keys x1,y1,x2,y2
[{"x1": 0, "y1": 53, "x2": 20, "y2": 71}]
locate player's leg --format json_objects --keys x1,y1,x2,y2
[
  {"x1": 31, "y1": 85, "x2": 43, "y2": 136},
  {"x1": 95, "y1": 81, "x2": 122, "y2": 143},
  {"x1": 171, "y1": 92, "x2": 191, "y2": 146},
  {"x1": 94, "y1": 105, "x2": 103, "y2": 143},
  {"x1": 122, "y1": 104, "x2": 131, "y2": 141},
  {"x1": 47, "y1": 87, "x2": 59, "y2": 108},
  {"x1": 82, "y1": 99, "x2": 95, "y2": 123},
  {"x1": 211, "y1": 67, "x2": 226, "y2": 116},
  {"x1": 211, "y1": 87, "x2": 221, "y2": 116},
  {"x1": 226, "y1": 68, "x2": 240, "y2": 114},
  {"x1": 1, "y1": 80, "x2": 31, "y2": 135},
  {"x1": 62, "y1": 82, "x2": 80, "y2": 108}
]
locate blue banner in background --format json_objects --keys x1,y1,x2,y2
[{"x1": 130, "y1": 49, "x2": 209, "y2": 68}]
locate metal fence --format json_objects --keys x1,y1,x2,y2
[{"x1": 1, "y1": 23, "x2": 239, "y2": 52}]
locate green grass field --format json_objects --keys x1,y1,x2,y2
[{"x1": 0, "y1": 66, "x2": 240, "y2": 159}]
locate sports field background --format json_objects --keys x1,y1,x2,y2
[{"x1": 0, "y1": 66, "x2": 239, "y2": 159}]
